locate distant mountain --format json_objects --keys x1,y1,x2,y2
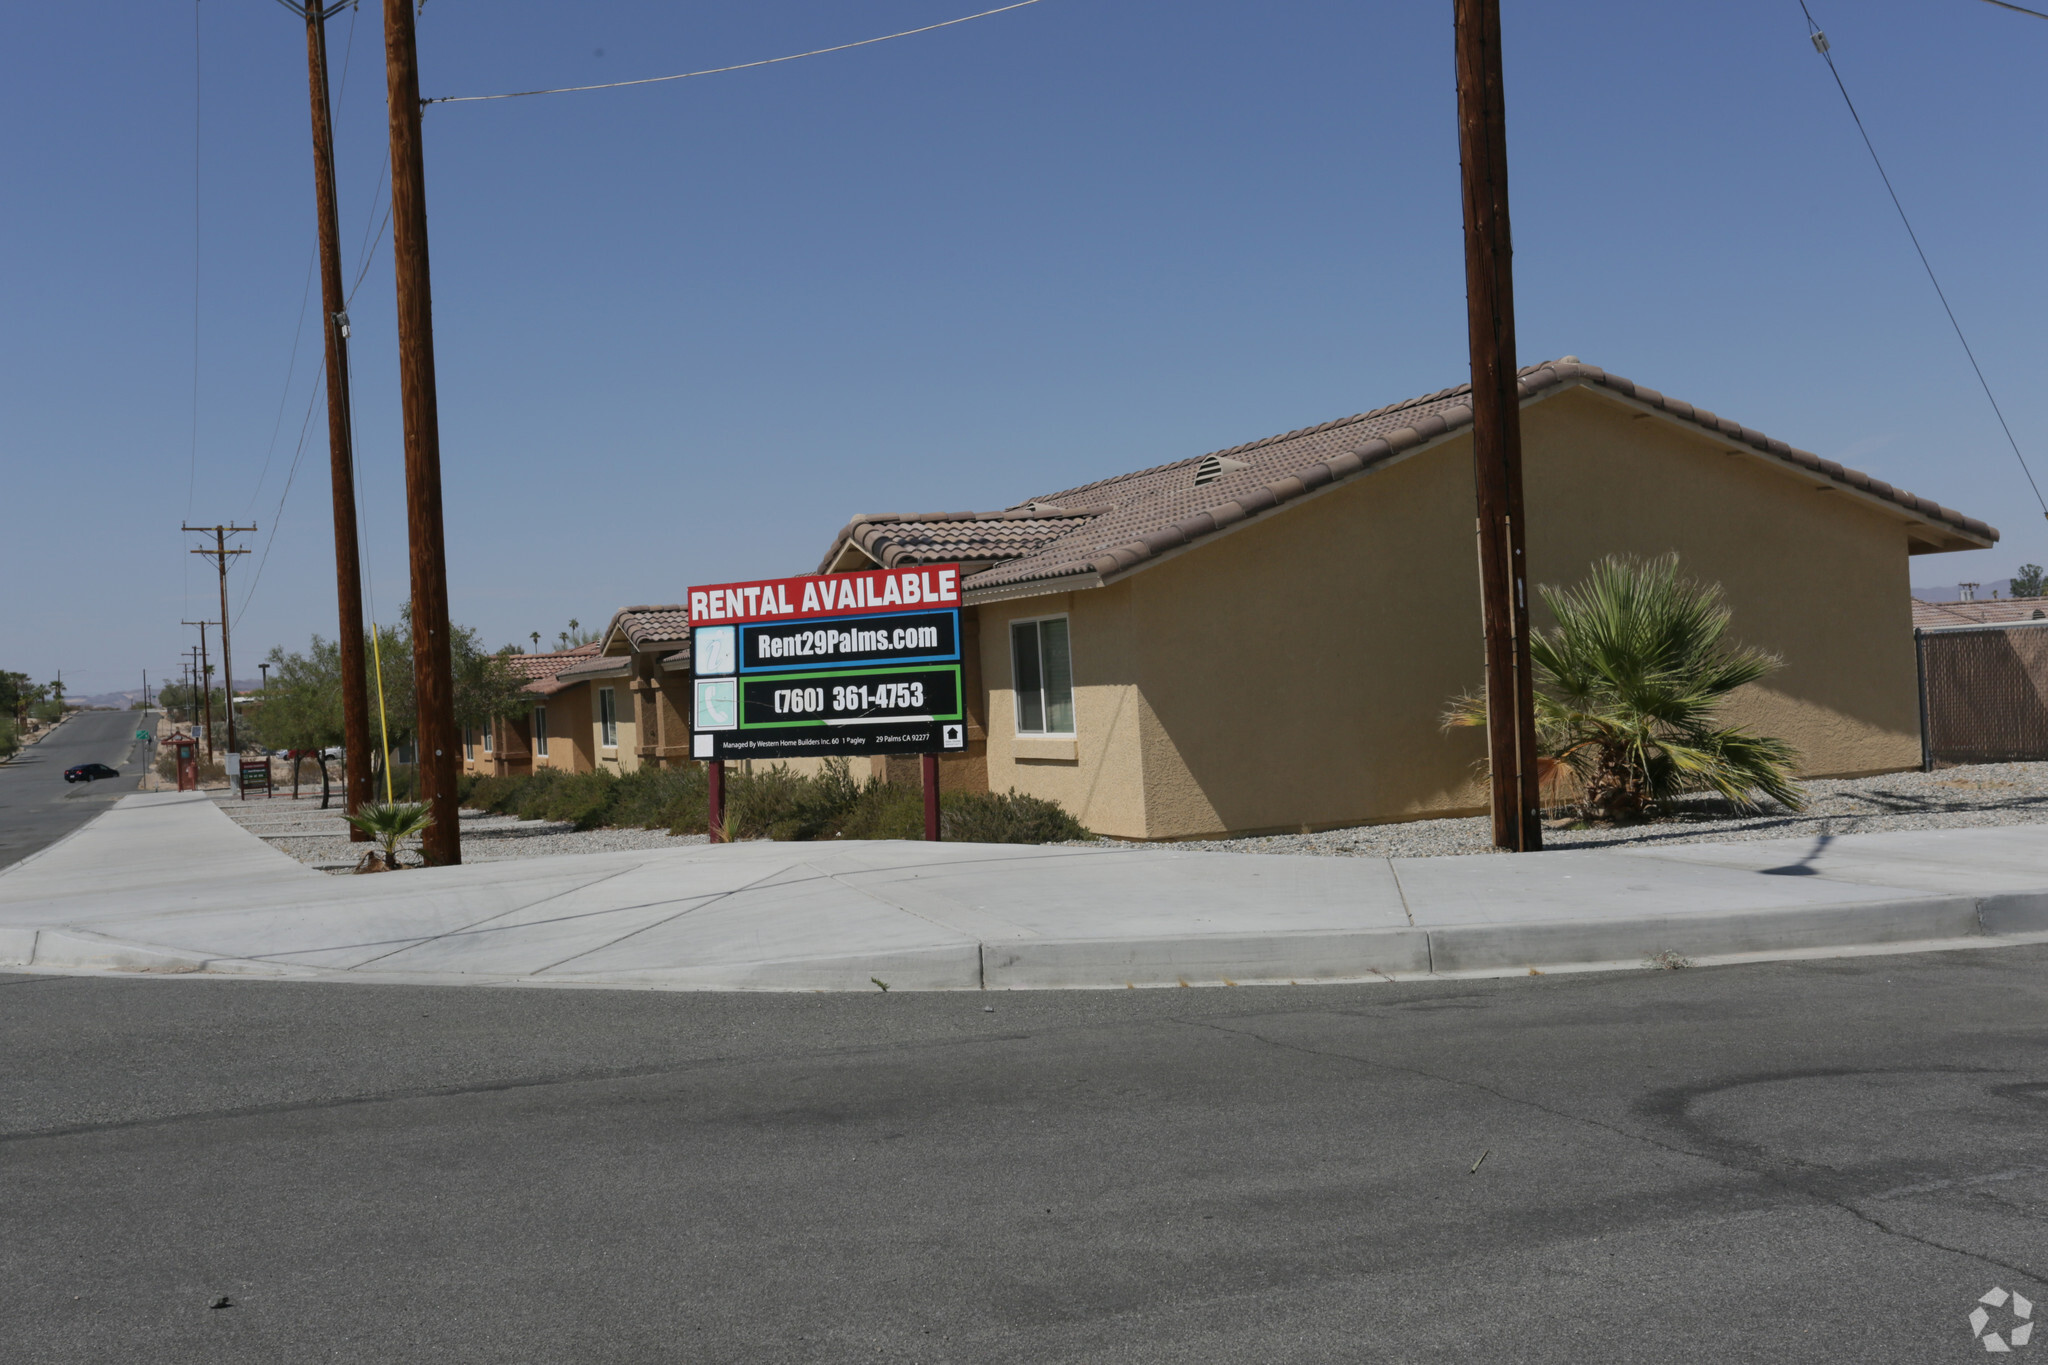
[{"x1": 70, "y1": 679, "x2": 264, "y2": 709}]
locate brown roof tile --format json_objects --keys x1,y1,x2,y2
[
  {"x1": 817, "y1": 360, "x2": 1999, "y2": 598},
  {"x1": 1912, "y1": 597, "x2": 2048, "y2": 629},
  {"x1": 600, "y1": 605, "x2": 693, "y2": 654}
]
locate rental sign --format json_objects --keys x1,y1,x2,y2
[{"x1": 686, "y1": 565, "x2": 968, "y2": 761}]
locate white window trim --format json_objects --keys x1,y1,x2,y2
[
  {"x1": 532, "y1": 706, "x2": 549, "y2": 760},
  {"x1": 599, "y1": 687, "x2": 618, "y2": 749},
  {"x1": 1009, "y1": 613, "x2": 1076, "y2": 739},
  {"x1": 482, "y1": 723, "x2": 493, "y2": 754}
]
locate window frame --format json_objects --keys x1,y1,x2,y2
[
  {"x1": 481, "y1": 723, "x2": 492, "y2": 754},
  {"x1": 532, "y1": 705, "x2": 549, "y2": 759},
  {"x1": 599, "y1": 687, "x2": 618, "y2": 749},
  {"x1": 1009, "y1": 613, "x2": 1076, "y2": 738}
]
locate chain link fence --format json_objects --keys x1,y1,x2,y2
[{"x1": 1916, "y1": 620, "x2": 2048, "y2": 767}]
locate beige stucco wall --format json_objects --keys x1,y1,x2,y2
[
  {"x1": 532, "y1": 685, "x2": 595, "y2": 773},
  {"x1": 979, "y1": 383, "x2": 1934, "y2": 839},
  {"x1": 1522, "y1": 387, "x2": 1922, "y2": 779},
  {"x1": 592, "y1": 683, "x2": 638, "y2": 773}
]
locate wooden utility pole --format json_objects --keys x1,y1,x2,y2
[
  {"x1": 293, "y1": 0, "x2": 375, "y2": 840},
  {"x1": 187, "y1": 524, "x2": 254, "y2": 760},
  {"x1": 1454, "y1": 0, "x2": 1542, "y2": 852},
  {"x1": 183, "y1": 621, "x2": 216, "y2": 763},
  {"x1": 383, "y1": 0, "x2": 460, "y2": 864}
]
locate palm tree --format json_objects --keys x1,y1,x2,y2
[
  {"x1": 1446, "y1": 554, "x2": 1804, "y2": 820},
  {"x1": 342, "y1": 801, "x2": 434, "y2": 871},
  {"x1": 530, "y1": 631, "x2": 541, "y2": 651}
]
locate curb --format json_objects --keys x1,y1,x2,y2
[{"x1": 6, "y1": 890, "x2": 2046, "y2": 990}]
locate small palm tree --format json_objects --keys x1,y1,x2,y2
[
  {"x1": 530, "y1": 631, "x2": 541, "y2": 650},
  {"x1": 1446, "y1": 554, "x2": 1804, "y2": 820},
  {"x1": 342, "y1": 801, "x2": 434, "y2": 870}
]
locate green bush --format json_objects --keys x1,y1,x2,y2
[
  {"x1": 0, "y1": 715, "x2": 15, "y2": 759},
  {"x1": 449, "y1": 759, "x2": 1089, "y2": 845},
  {"x1": 538, "y1": 770, "x2": 619, "y2": 829},
  {"x1": 942, "y1": 789, "x2": 1092, "y2": 843},
  {"x1": 610, "y1": 765, "x2": 709, "y2": 834}
]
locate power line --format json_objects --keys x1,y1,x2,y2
[
  {"x1": 423, "y1": 0, "x2": 1047, "y2": 106},
  {"x1": 246, "y1": 6, "x2": 360, "y2": 522},
  {"x1": 236, "y1": 372, "x2": 326, "y2": 627},
  {"x1": 1978, "y1": 0, "x2": 2048, "y2": 21},
  {"x1": 1797, "y1": 2, "x2": 2048, "y2": 520},
  {"x1": 246, "y1": 252, "x2": 318, "y2": 519}
]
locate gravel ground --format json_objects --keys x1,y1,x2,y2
[
  {"x1": 212, "y1": 761, "x2": 2048, "y2": 869},
  {"x1": 211, "y1": 795, "x2": 706, "y2": 872},
  {"x1": 1080, "y1": 761, "x2": 2048, "y2": 858}
]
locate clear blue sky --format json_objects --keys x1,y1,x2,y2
[{"x1": 4, "y1": 0, "x2": 2046, "y2": 696}]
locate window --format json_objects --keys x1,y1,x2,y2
[
  {"x1": 1010, "y1": 616, "x2": 1074, "y2": 735},
  {"x1": 463, "y1": 729, "x2": 474, "y2": 761},
  {"x1": 599, "y1": 687, "x2": 618, "y2": 748},
  {"x1": 482, "y1": 723, "x2": 493, "y2": 754},
  {"x1": 532, "y1": 706, "x2": 549, "y2": 759}
]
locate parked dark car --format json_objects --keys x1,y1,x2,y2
[{"x1": 64, "y1": 763, "x2": 121, "y2": 784}]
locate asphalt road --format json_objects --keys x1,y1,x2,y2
[
  {"x1": 1, "y1": 947, "x2": 2042, "y2": 1362},
  {"x1": 0, "y1": 709, "x2": 154, "y2": 870}
]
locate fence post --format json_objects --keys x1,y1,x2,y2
[{"x1": 1914, "y1": 627, "x2": 1932, "y2": 772}]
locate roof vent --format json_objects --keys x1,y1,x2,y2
[{"x1": 1194, "y1": 455, "x2": 1250, "y2": 487}]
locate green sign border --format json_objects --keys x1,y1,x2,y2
[{"x1": 741, "y1": 663, "x2": 964, "y2": 730}]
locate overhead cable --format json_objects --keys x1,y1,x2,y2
[
  {"x1": 423, "y1": 0, "x2": 1046, "y2": 105},
  {"x1": 1978, "y1": 0, "x2": 2048, "y2": 21},
  {"x1": 1797, "y1": 1, "x2": 2048, "y2": 519}
]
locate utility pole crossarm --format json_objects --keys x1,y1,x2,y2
[{"x1": 184, "y1": 524, "x2": 257, "y2": 761}]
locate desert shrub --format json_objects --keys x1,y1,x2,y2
[
  {"x1": 466, "y1": 773, "x2": 529, "y2": 814},
  {"x1": 455, "y1": 773, "x2": 479, "y2": 804},
  {"x1": 537, "y1": 769, "x2": 618, "y2": 829},
  {"x1": 828, "y1": 779, "x2": 927, "y2": 840},
  {"x1": 506, "y1": 768, "x2": 565, "y2": 820},
  {"x1": 942, "y1": 789, "x2": 1092, "y2": 843},
  {"x1": 721, "y1": 764, "x2": 811, "y2": 840},
  {"x1": 610, "y1": 765, "x2": 709, "y2": 834},
  {"x1": 0, "y1": 716, "x2": 14, "y2": 758}
]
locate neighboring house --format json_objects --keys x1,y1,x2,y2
[
  {"x1": 461, "y1": 644, "x2": 603, "y2": 779},
  {"x1": 813, "y1": 358, "x2": 1997, "y2": 840},
  {"x1": 1911, "y1": 597, "x2": 2048, "y2": 629},
  {"x1": 548, "y1": 607, "x2": 693, "y2": 774}
]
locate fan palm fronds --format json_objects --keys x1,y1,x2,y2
[
  {"x1": 342, "y1": 801, "x2": 434, "y2": 870},
  {"x1": 1447, "y1": 555, "x2": 1804, "y2": 819}
]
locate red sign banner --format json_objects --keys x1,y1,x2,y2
[{"x1": 688, "y1": 565, "x2": 961, "y2": 626}]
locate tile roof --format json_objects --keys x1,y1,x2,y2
[
  {"x1": 501, "y1": 643, "x2": 600, "y2": 681},
  {"x1": 816, "y1": 509, "x2": 1107, "y2": 575},
  {"x1": 500, "y1": 643, "x2": 605, "y2": 696},
  {"x1": 817, "y1": 359, "x2": 1999, "y2": 599},
  {"x1": 1912, "y1": 597, "x2": 2048, "y2": 629},
  {"x1": 600, "y1": 605, "x2": 693, "y2": 655}
]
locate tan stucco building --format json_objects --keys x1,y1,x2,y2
[{"x1": 811, "y1": 359, "x2": 1997, "y2": 840}]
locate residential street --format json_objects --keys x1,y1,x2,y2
[
  {"x1": 3, "y1": 947, "x2": 2042, "y2": 1362},
  {"x1": 0, "y1": 709, "x2": 151, "y2": 871}
]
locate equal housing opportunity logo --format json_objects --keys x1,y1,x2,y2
[{"x1": 1969, "y1": 1287, "x2": 2034, "y2": 1353}]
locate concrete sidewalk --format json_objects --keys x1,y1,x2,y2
[{"x1": 1, "y1": 791, "x2": 2044, "y2": 990}]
